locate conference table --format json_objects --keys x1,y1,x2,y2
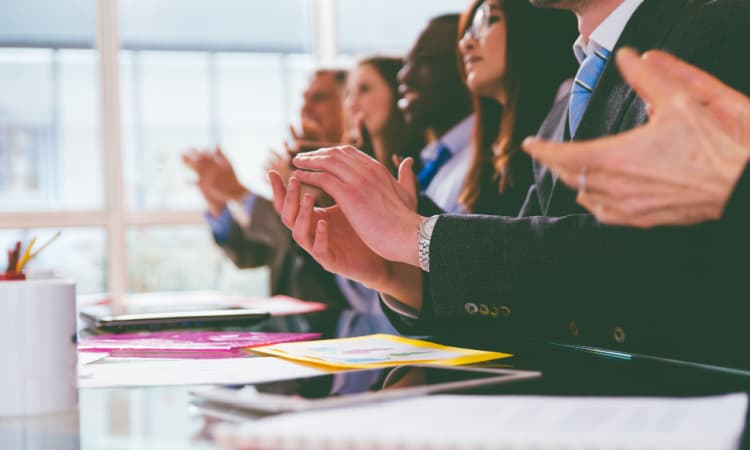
[{"x1": 2, "y1": 308, "x2": 749, "y2": 450}]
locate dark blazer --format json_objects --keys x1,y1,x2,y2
[
  {"x1": 397, "y1": 0, "x2": 750, "y2": 369},
  {"x1": 217, "y1": 196, "x2": 346, "y2": 309}
]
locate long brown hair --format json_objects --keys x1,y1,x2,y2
[
  {"x1": 355, "y1": 56, "x2": 425, "y2": 172},
  {"x1": 457, "y1": 0, "x2": 577, "y2": 212}
]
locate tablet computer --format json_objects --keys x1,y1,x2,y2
[
  {"x1": 79, "y1": 308, "x2": 270, "y2": 333},
  {"x1": 190, "y1": 364, "x2": 540, "y2": 414}
]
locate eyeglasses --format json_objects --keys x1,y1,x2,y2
[{"x1": 462, "y1": 1, "x2": 503, "y2": 41}]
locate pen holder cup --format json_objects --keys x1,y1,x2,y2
[{"x1": 0, "y1": 279, "x2": 78, "y2": 417}]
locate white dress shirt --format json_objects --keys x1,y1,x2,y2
[
  {"x1": 572, "y1": 0, "x2": 644, "y2": 63},
  {"x1": 421, "y1": 114, "x2": 475, "y2": 214}
]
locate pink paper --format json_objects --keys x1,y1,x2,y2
[{"x1": 78, "y1": 331, "x2": 321, "y2": 358}]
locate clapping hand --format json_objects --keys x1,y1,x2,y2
[
  {"x1": 182, "y1": 146, "x2": 249, "y2": 216},
  {"x1": 523, "y1": 48, "x2": 750, "y2": 227}
]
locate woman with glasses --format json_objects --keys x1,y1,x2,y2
[
  {"x1": 456, "y1": 0, "x2": 577, "y2": 215},
  {"x1": 267, "y1": 1, "x2": 578, "y2": 312}
]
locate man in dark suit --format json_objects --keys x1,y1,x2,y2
[{"x1": 272, "y1": 0, "x2": 750, "y2": 369}]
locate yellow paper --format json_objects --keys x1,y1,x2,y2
[{"x1": 252, "y1": 333, "x2": 511, "y2": 369}]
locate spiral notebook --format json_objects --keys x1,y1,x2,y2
[{"x1": 213, "y1": 393, "x2": 748, "y2": 450}]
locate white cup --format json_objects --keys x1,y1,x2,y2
[{"x1": 0, "y1": 279, "x2": 78, "y2": 417}]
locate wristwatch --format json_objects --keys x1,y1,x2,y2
[{"x1": 418, "y1": 215, "x2": 439, "y2": 272}]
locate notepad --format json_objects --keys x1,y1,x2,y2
[
  {"x1": 213, "y1": 393, "x2": 749, "y2": 450},
  {"x1": 251, "y1": 334, "x2": 511, "y2": 368},
  {"x1": 79, "y1": 331, "x2": 321, "y2": 358}
]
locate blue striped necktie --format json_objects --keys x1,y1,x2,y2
[
  {"x1": 569, "y1": 46, "x2": 611, "y2": 137},
  {"x1": 418, "y1": 142, "x2": 453, "y2": 191}
]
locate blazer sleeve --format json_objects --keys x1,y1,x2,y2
[
  {"x1": 423, "y1": 212, "x2": 727, "y2": 359},
  {"x1": 217, "y1": 196, "x2": 292, "y2": 270}
]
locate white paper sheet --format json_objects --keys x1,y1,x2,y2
[
  {"x1": 78, "y1": 356, "x2": 326, "y2": 388},
  {"x1": 214, "y1": 393, "x2": 748, "y2": 450}
]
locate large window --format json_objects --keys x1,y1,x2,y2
[
  {"x1": 0, "y1": 0, "x2": 463, "y2": 298},
  {"x1": 336, "y1": 0, "x2": 462, "y2": 55}
]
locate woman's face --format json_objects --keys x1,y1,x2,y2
[
  {"x1": 459, "y1": 0, "x2": 508, "y2": 101},
  {"x1": 345, "y1": 63, "x2": 394, "y2": 138}
]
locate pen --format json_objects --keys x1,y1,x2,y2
[{"x1": 30, "y1": 231, "x2": 61, "y2": 258}]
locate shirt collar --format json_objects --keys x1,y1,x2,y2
[
  {"x1": 572, "y1": 0, "x2": 644, "y2": 63},
  {"x1": 421, "y1": 114, "x2": 475, "y2": 160}
]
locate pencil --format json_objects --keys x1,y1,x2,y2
[{"x1": 16, "y1": 237, "x2": 37, "y2": 272}]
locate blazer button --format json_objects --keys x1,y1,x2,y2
[
  {"x1": 465, "y1": 303, "x2": 479, "y2": 315},
  {"x1": 613, "y1": 326, "x2": 626, "y2": 344},
  {"x1": 499, "y1": 305, "x2": 512, "y2": 318},
  {"x1": 479, "y1": 304, "x2": 490, "y2": 316},
  {"x1": 568, "y1": 321, "x2": 579, "y2": 337}
]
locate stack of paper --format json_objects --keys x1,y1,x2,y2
[{"x1": 214, "y1": 393, "x2": 749, "y2": 450}]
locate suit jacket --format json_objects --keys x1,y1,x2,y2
[
  {"x1": 396, "y1": 0, "x2": 750, "y2": 369},
  {"x1": 217, "y1": 196, "x2": 346, "y2": 309}
]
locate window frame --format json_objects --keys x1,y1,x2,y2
[{"x1": 0, "y1": 0, "x2": 338, "y2": 299}]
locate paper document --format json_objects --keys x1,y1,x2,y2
[
  {"x1": 214, "y1": 393, "x2": 748, "y2": 450},
  {"x1": 78, "y1": 356, "x2": 328, "y2": 388},
  {"x1": 252, "y1": 333, "x2": 511, "y2": 368}
]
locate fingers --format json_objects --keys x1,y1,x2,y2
[
  {"x1": 642, "y1": 50, "x2": 746, "y2": 105},
  {"x1": 280, "y1": 177, "x2": 301, "y2": 228},
  {"x1": 268, "y1": 170, "x2": 287, "y2": 214},
  {"x1": 294, "y1": 170, "x2": 347, "y2": 201},
  {"x1": 615, "y1": 47, "x2": 679, "y2": 112},
  {"x1": 397, "y1": 157, "x2": 415, "y2": 190},
  {"x1": 181, "y1": 151, "x2": 197, "y2": 170},
  {"x1": 292, "y1": 147, "x2": 363, "y2": 183},
  {"x1": 577, "y1": 185, "x2": 717, "y2": 228},
  {"x1": 311, "y1": 220, "x2": 333, "y2": 264},
  {"x1": 522, "y1": 136, "x2": 602, "y2": 170},
  {"x1": 291, "y1": 194, "x2": 316, "y2": 250},
  {"x1": 397, "y1": 157, "x2": 417, "y2": 208}
]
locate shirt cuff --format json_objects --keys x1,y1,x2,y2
[
  {"x1": 379, "y1": 292, "x2": 420, "y2": 320},
  {"x1": 205, "y1": 207, "x2": 234, "y2": 244},
  {"x1": 205, "y1": 193, "x2": 258, "y2": 244},
  {"x1": 228, "y1": 193, "x2": 258, "y2": 229}
]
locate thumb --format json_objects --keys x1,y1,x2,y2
[{"x1": 397, "y1": 157, "x2": 418, "y2": 208}]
